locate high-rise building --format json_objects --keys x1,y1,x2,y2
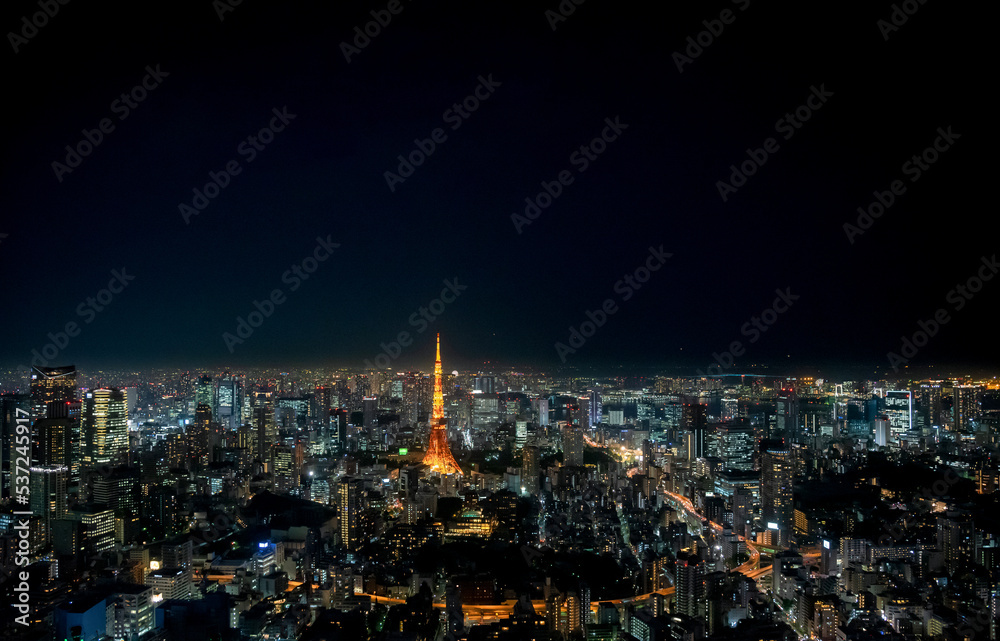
[
  {"x1": 721, "y1": 398, "x2": 739, "y2": 422},
  {"x1": 937, "y1": 514, "x2": 974, "y2": 573},
  {"x1": 915, "y1": 381, "x2": 944, "y2": 429},
  {"x1": 253, "y1": 403, "x2": 275, "y2": 469},
  {"x1": 776, "y1": 390, "x2": 799, "y2": 440},
  {"x1": 339, "y1": 476, "x2": 362, "y2": 551},
  {"x1": 562, "y1": 427, "x2": 585, "y2": 467},
  {"x1": 92, "y1": 465, "x2": 140, "y2": 543},
  {"x1": 716, "y1": 420, "x2": 754, "y2": 470},
  {"x1": 761, "y1": 441, "x2": 794, "y2": 546},
  {"x1": 522, "y1": 446, "x2": 540, "y2": 492},
  {"x1": 33, "y1": 416, "x2": 72, "y2": 468},
  {"x1": 30, "y1": 365, "x2": 77, "y2": 423},
  {"x1": 675, "y1": 553, "x2": 706, "y2": 618},
  {"x1": 194, "y1": 374, "x2": 214, "y2": 408},
  {"x1": 953, "y1": 385, "x2": 982, "y2": 432},
  {"x1": 29, "y1": 465, "x2": 67, "y2": 545},
  {"x1": 884, "y1": 390, "x2": 913, "y2": 443},
  {"x1": 363, "y1": 397, "x2": 377, "y2": 430},
  {"x1": 588, "y1": 390, "x2": 602, "y2": 427},
  {"x1": 873, "y1": 418, "x2": 889, "y2": 447},
  {"x1": 82, "y1": 388, "x2": 127, "y2": 469},
  {"x1": 215, "y1": 375, "x2": 243, "y2": 431},
  {"x1": 536, "y1": 398, "x2": 549, "y2": 426},
  {"x1": 187, "y1": 403, "x2": 213, "y2": 468}
]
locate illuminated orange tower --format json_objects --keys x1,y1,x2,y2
[{"x1": 422, "y1": 333, "x2": 462, "y2": 475}]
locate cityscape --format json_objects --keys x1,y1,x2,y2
[
  {"x1": 1, "y1": 1, "x2": 994, "y2": 641},
  {"x1": 1, "y1": 347, "x2": 997, "y2": 640}
]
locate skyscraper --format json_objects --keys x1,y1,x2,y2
[
  {"x1": 215, "y1": 375, "x2": 243, "y2": 431},
  {"x1": 953, "y1": 384, "x2": 982, "y2": 432},
  {"x1": 761, "y1": 440, "x2": 794, "y2": 546},
  {"x1": 884, "y1": 390, "x2": 913, "y2": 443},
  {"x1": 562, "y1": 426, "x2": 585, "y2": 467},
  {"x1": 716, "y1": 420, "x2": 754, "y2": 470},
  {"x1": 422, "y1": 334, "x2": 462, "y2": 476},
  {"x1": 194, "y1": 374, "x2": 214, "y2": 409},
  {"x1": 30, "y1": 365, "x2": 77, "y2": 423},
  {"x1": 339, "y1": 476, "x2": 362, "y2": 551},
  {"x1": 82, "y1": 388, "x2": 127, "y2": 469},
  {"x1": 29, "y1": 464, "x2": 67, "y2": 546},
  {"x1": 776, "y1": 389, "x2": 799, "y2": 440},
  {"x1": 675, "y1": 553, "x2": 706, "y2": 618}
]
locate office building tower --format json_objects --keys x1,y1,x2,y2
[
  {"x1": 716, "y1": 420, "x2": 754, "y2": 470},
  {"x1": 30, "y1": 365, "x2": 77, "y2": 423},
  {"x1": 82, "y1": 388, "x2": 127, "y2": 469},
  {"x1": 537, "y1": 398, "x2": 549, "y2": 426},
  {"x1": 215, "y1": 375, "x2": 243, "y2": 431},
  {"x1": 884, "y1": 390, "x2": 913, "y2": 443},
  {"x1": 761, "y1": 441, "x2": 794, "y2": 546},
  {"x1": 194, "y1": 374, "x2": 214, "y2": 408}
]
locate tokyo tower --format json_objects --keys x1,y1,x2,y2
[{"x1": 422, "y1": 333, "x2": 462, "y2": 475}]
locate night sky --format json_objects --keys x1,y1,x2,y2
[{"x1": 0, "y1": 1, "x2": 992, "y2": 376}]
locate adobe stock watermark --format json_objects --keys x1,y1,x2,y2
[
  {"x1": 544, "y1": 0, "x2": 587, "y2": 31},
  {"x1": 696, "y1": 288, "x2": 798, "y2": 376},
  {"x1": 887, "y1": 254, "x2": 997, "y2": 372},
  {"x1": 364, "y1": 278, "x2": 468, "y2": 369},
  {"x1": 340, "y1": 0, "x2": 413, "y2": 63},
  {"x1": 672, "y1": 0, "x2": 752, "y2": 73},
  {"x1": 51, "y1": 65, "x2": 170, "y2": 182},
  {"x1": 213, "y1": 0, "x2": 244, "y2": 21},
  {"x1": 555, "y1": 245, "x2": 671, "y2": 362},
  {"x1": 7, "y1": 0, "x2": 71, "y2": 53},
  {"x1": 877, "y1": 0, "x2": 929, "y2": 41},
  {"x1": 511, "y1": 116, "x2": 628, "y2": 234},
  {"x1": 17, "y1": 268, "x2": 136, "y2": 371},
  {"x1": 179, "y1": 106, "x2": 296, "y2": 224},
  {"x1": 843, "y1": 126, "x2": 960, "y2": 244},
  {"x1": 383, "y1": 74, "x2": 501, "y2": 192},
  {"x1": 222, "y1": 235, "x2": 339, "y2": 353},
  {"x1": 716, "y1": 84, "x2": 833, "y2": 201}
]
